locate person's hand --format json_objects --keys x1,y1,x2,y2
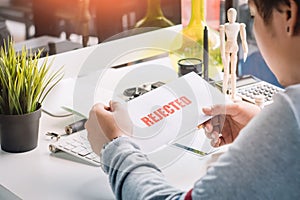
[
  {"x1": 85, "y1": 101, "x2": 132, "y2": 155},
  {"x1": 84, "y1": 104, "x2": 110, "y2": 155},
  {"x1": 202, "y1": 101, "x2": 260, "y2": 147}
]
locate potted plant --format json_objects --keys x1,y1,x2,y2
[{"x1": 0, "y1": 40, "x2": 63, "y2": 153}]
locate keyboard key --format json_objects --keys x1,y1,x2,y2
[
  {"x1": 64, "y1": 144, "x2": 76, "y2": 150},
  {"x1": 78, "y1": 149, "x2": 92, "y2": 156},
  {"x1": 71, "y1": 146, "x2": 86, "y2": 154},
  {"x1": 49, "y1": 131, "x2": 103, "y2": 166},
  {"x1": 85, "y1": 153, "x2": 98, "y2": 160}
]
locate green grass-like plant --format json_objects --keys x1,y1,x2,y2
[{"x1": 0, "y1": 40, "x2": 64, "y2": 115}]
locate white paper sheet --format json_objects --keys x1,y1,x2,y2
[{"x1": 126, "y1": 72, "x2": 228, "y2": 154}]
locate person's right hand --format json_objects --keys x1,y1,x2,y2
[
  {"x1": 202, "y1": 101, "x2": 261, "y2": 147},
  {"x1": 85, "y1": 101, "x2": 132, "y2": 156}
]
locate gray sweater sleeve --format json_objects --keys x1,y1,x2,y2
[
  {"x1": 192, "y1": 92, "x2": 300, "y2": 199},
  {"x1": 101, "y1": 138, "x2": 185, "y2": 200},
  {"x1": 101, "y1": 91, "x2": 300, "y2": 200}
]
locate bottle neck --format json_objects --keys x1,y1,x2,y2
[
  {"x1": 189, "y1": 0, "x2": 205, "y2": 25},
  {"x1": 146, "y1": 0, "x2": 163, "y2": 17}
]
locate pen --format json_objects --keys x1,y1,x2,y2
[
  {"x1": 197, "y1": 116, "x2": 212, "y2": 130},
  {"x1": 203, "y1": 26, "x2": 209, "y2": 81},
  {"x1": 197, "y1": 124, "x2": 204, "y2": 129},
  {"x1": 65, "y1": 118, "x2": 87, "y2": 134},
  {"x1": 172, "y1": 143, "x2": 208, "y2": 156}
]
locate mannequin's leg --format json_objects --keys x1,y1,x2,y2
[
  {"x1": 230, "y1": 53, "x2": 238, "y2": 99},
  {"x1": 222, "y1": 53, "x2": 231, "y2": 94}
]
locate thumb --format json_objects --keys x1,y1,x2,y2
[
  {"x1": 109, "y1": 101, "x2": 123, "y2": 112},
  {"x1": 110, "y1": 101, "x2": 132, "y2": 136},
  {"x1": 203, "y1": 103, "x2": 239, "y2": 116},
  {"x1": 92, "y1": 103, "x2": 109, "y2": 118}
]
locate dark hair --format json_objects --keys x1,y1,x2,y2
[{"x1": 250, "y1": 0, "x2": 300, "y2": 32}]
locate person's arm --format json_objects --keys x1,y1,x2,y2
[
  {"x1": 85, "y1": 102, "x2": 186, "y2": 200},
  {"x1": 86, "y1": 101, "x2": 260, "y2": 199},
  {"x1": 86, "y1": 95, "x2": 299, "y2": 199},
  {"x1": 101, "y1": 137, "x2": 185, "y2": 200},
  {"x1": 86, "y1": 101, "x2": 259, "y2": 199},
  {"x1": 191, "y1": 92, "x2": 300, "y2": 199}
]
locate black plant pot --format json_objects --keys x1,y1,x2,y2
[{"x1": 0, "y1": 107, "x2": 42, "y2": 153}]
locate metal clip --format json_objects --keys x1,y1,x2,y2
[{"x1": 46, "y1": 132, "x2": 62, "y2": 141}]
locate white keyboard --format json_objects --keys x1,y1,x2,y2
[
  {"x1": 49, "y1": 131, "x2": 101, "y2": 166},
  {"x1": 236, "y1": 81, "x2": 284, "y2": 105}
]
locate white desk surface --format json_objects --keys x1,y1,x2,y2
[{"x1": 0, "y1": 26, "x2": 219, "y2": 200}]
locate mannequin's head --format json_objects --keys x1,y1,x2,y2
[{"x1": 227, "y1": 8, "x2": 237, "y2": 23}]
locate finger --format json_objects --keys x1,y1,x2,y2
[
  {"x1": 93, "y1": 103, "x2": 110, "y2": 119},
  {"x1": 211, "y1": 104, "x2": 240, "y2": 116},
  {"x1": 84, "y1": 120, "x2": 88, "y2": 129},
  {"x1": 210, "y1": 116, "x2": 222, "y2": 131},
  {"x1": 211, "y1": 136, "x2": 227, "y2": 147},
  {"x1": 204, "y1": 103, "x2": 241, "y2": 117},
  {"x1": 206, "y1": 129, "x2": 219, "y2": 143},
  {"x1": 110, "y1": 101, "x2": 122, "y2": 112},
  {"x1": 210, "y1": 137, "x2": 221, "y2": 147},
  {"x1": 203, "y1": 106, "x2": 226, "y2": 116},
  {"x1": 88, "y1": 104, "x2": 97, "y2": 119},
  {"x1": 205, "y1": 130, "x2": 214, "y2": 139},
  {"x1": 107, "y1": 100, "x2": 113, "y2": 111},
  {"x1": 204, "y1": 120, "x2": 213, "y2": 133},
  {"x1": 109, "y1": 100, "x2": 120, "y2": 112},
  {"x1": 204, "y1": 118, "x2": 221, "y2": 138},
  {"x1": 202, "y1": 107, "x2": 213, "y2": 115},
  {"x1": 211, "y1": 116, "x2": 220, "y2": 125},
  {"x1": 211, "y1": 131, "x2": 219, "y2": 140},
  {"x1": 104, "y1": 105, "x2": 111, "y2": 111},
  {"x1": 218, "y1": 136, "x2": 227, "y2": 146},
  {"x1": 86, "y1": 129, "x2": 92, "y2": 142},
  {"x1": 212, "y1": 125, "x2": 220, "y2": 133},
  {"x1": 205, "y1": 129, "x2": 218, "y2": 139},
  {"x1": 92, "y1": 103, "x2": 105, "y2": 112}
]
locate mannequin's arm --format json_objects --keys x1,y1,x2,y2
[
  {"x1": 220, "y1": 25, "x2": 226, "y2": 64},
  {"x1": 240, "y1": 23, "x2": 248, "y2": 62}
]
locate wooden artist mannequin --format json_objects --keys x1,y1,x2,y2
[{"x1": 220, "y1": 8, "x2": 248, "y2": 100}]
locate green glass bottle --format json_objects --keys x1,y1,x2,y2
[
  {"x1": 182, "y1": 0, "x2": 206, "y2": 45},
  {"x1": 171, "y1": 0, "x2": 222, "y2": 75},
  {"x1": 135, "y1": 0, "x2": 174, "y2": 28}
]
